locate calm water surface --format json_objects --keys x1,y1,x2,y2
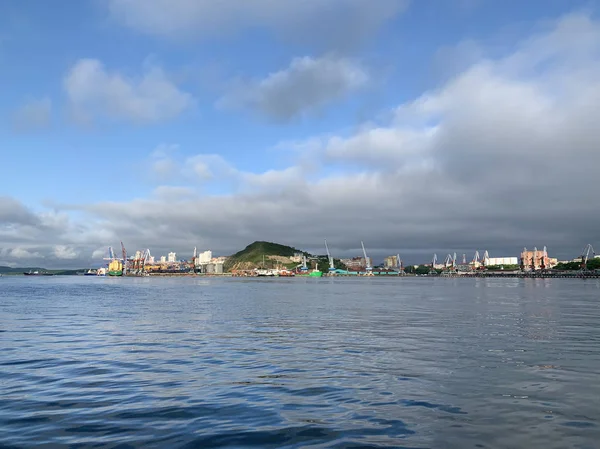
[{"x1": 1, "y1": 276, "x2": 599, "y2": 448}]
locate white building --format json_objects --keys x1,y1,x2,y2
[
  {"x1": 197, "y1": 250, "x2": 212, "y2": 265},
  {"x1": 485, "y1": 257, "x2": 518, "y2": 266},
  {"x1": 148, "y1": 256, "x2": 155, "y2": 264},
  {"x1": 167, "y1": 252, "x2": 176, "y2": 263},
  {"x1": 290, "y1": 253, "x2": 304, "y2": 263},
  {"x1": 160, "y1": 256, "x2": 166, "y2": 263}
]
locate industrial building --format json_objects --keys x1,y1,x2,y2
[
  {"x1": 195, "y1": 250, "x2": 212, "y2": 266},
  {"x1": 341, "y1": 256, "x2": 372, "y2": 270},
  {"x1": 484, "y1": 256, "x2": 518, "y2": 266},
  {"x1": 384, "y1": 256, "x2": 399, "y2": 269},
  {"x1": 520, "y1": 247, "x2": 557, "y2": 271}
]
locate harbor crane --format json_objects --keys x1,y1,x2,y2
[
  {"x1": 540, "y1": 246, "x2": 548, "y2": 270},
  {"x1": 443, "y1": 253, "x2": 458, "y2": 274},
  {"x1": 324, "y1": 239, "x2": 335, "y2": 272},
  {"x1": 444, "y1": 254, "x2": 453, "y2": 268},
  {"x1": 121, "y1": 241, "x2": 127, "y2": 276},
  {"x1": 103, "y1": 246, "x2": 116, "y2": 261},
  {"x1": 472, "y1": 251, "x2": 482, "y2": 271},
  {"x1": 580, "y1": 244, "x2": 596, "y2": 271},
  {"x1": 142, "y1": 249, "x2": 151, "y2": 272},
  {"x1": 482, "y1": 250, "x2": 489, "y2": 267},
  {"x1": 397, "y1": 254, "x2": 404, "y2": 274},
  {"x1": 361, "y1": 241, "x2": 373, "y2": 275},
  {"x1": 431, "y1": 253, "x2": 438, "y2": 269},
  {"x1": 301, "y1": 254, "x2": 308, "y2": 272}
]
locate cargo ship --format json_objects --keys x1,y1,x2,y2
[{"x1": 108, "y1": 259, "x2": 123, "y2": 276}]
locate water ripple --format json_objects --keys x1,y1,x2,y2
[{"x1": 1, "y1": 276, "x2": 599, "y2": 448}]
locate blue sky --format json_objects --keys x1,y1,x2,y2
[{"x1": 1, "y1": 0, "x2": 600, "y2": 267}]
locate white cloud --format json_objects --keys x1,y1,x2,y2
[
  {"x1": 184, "y1": 154, "x2": 239, "y2": 181},
  {"x1": 9, "y1": 248, "x2": 43, "y2": 259},
  {"x1": 64, "y1": 59, "x2": 193, "y2": 124},
  {"x1": 12, "y1": 97, "x2": 52, "y2": 131},
  {"x1": 218, "y1": 56, "x2": 369, "y2": 120},
  {"x1": 53, "y1": 245, "x2": 79, "y2": 260},
  {"x1": 107, "y1": 0, "x2": 407, "y2": 48},
  {"x1": 91, "y1": 247, "x2": 106, "y2": 259}
]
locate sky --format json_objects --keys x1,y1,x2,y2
[{"x1": 1, "y1": 0, "x2": 600, "y2": 268}]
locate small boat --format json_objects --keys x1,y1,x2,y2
[
  {"x1": 84, "y1": 269, "x2": 97, "y2": 276},
  {"x1": 23, "y1": 270, "x2": 40, "y2": 276}
]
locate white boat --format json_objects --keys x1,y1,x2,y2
[{"x1": 97, "y1": 268, "x2": 107, "y2": 277}]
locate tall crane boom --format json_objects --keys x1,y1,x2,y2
[
  {"x1": 324, "y1": 239, "x2": 335, "y2": 270},
  {"x1": 121, "y1": 241, "x2": 127, "y2": 276},
  {"x1": 581, "y1": 244, "x2": 596, "y2": 270},
  {"x1": 104, "y1": 246, "x2": 115, "y2": 261},
  {"x1": 444, "y1": 254, "x2": 453, "y2": 268},
  {"x1": 361, "y1": 241, "x2": 372, "y2": 270}
]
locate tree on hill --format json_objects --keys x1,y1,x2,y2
[{"x1": 224, "y1": 241, "x2": 308, "y2": 271}]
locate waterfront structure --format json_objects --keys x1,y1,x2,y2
[
  {"x1": 108, "y1": 259, "x2": 123, "y2": 276},
  {"x1": 160, "y1": 256, "x2": 166, "y2": 263},
  {"x1": 485, "y1": 256, "x2": 518, "y2": 266},
  {"x1": 384, "y1": 256, "x2": 399, "y2": 269},
  {"x1": 520, "y1": 247, "x2": 556, "y2": 271},
  {"x1": 341, "y1": 256, "x2": 372, "y2": 270},
  {"x1": 167, "y1": 252, "x2": 176, "y2": 263},
  {"x1": 196, "y1": 250, "x2": 212, "y2": 265}
]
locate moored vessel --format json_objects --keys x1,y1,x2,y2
[{"x1": 108, "y1": 260, "x2": 123, "y2": 276}]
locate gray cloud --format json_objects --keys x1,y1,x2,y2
[
  {"x1": 3, "y1": 12, "x2": 600, "y2": 267},
  {"x1": 0, "y1": 197, "x2": 40, "y2": 226},
  {"x1": 107, "y1": 0, "x2": 408, "y2": 49},
  {"x1": 217, "y1": 56, "x2": 369, "y2": 121},
  {"x1": 64, "y1": 59, "x2": 194, "y2": 124}
]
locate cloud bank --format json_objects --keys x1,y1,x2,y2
[
  {"x1": 107, "y1": 0, "x2": 407, "y2": 48},
  {"x1": 3, "y1": 13, "x2": 600, "y2": 267}
]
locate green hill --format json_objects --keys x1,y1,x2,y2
[
  {"x1": 0, "y1": 266, "x2": 83, "y2": 275},
  {"x1": 224, "y1": 241, "x2": 307, "y2": 272}
]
